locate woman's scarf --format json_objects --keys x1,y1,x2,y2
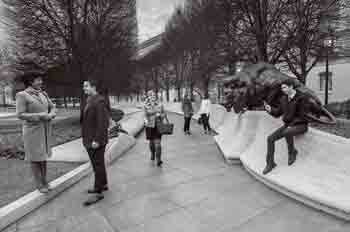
[
  {"x1": 25, "y1": 86, "x2": 46, "y2": 105},
  {"x1": 144, "y1": 94, "x2": 159, "y2": 110}
]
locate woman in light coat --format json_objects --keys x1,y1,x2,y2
[
  {"x1": 143, "y1": 90, "x2": 166, "y2": 167},
  {"x1": 198, "y1": 93, "x2": 211, "y2": 134},
  {"x1": 16, "y1": 72, "x2": 56, "y2": 193}
]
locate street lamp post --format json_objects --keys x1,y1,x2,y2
[
  {"x1": 324, "y1": 38, "x2": 333, "y2": 106},
  {"x1": 325, "y1": 41, "x2": 329, "y2": 105}
]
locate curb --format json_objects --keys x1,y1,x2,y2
[{"x1": 0, "y1": 109, "x2": 145, "y2": 231}]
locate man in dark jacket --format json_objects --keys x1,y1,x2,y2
[
  {"x1": 82, "y1": 79, "x2": 110, "y2": 206},
  {"x1": 262, "y1": 79, "x2": 308, "y2": 175}
]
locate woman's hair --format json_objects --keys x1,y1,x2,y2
[
  {"x1": 21, "y1": 72, "x2": 44, "y2": 88},
  {"x1": 204, "y1": 92, "x2": 209, "y2": 99}
]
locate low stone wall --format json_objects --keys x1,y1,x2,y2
[
  {"x1": 239, "y1": 112, "x2": 350, "y2": 220},
  {"x1": 165, "y1": 102, "x2": 350, "y2": 220}
]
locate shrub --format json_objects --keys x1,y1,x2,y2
[{"x1": 325, "y1": 99, "x2": 350, "y2": 119}]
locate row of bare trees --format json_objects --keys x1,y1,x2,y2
[
  {"x1": 1, "y1": 0, "x2": 137, "y2": 110},
  {"x1": 134, "y1": 0, "x2": 347, "y2": 100}
]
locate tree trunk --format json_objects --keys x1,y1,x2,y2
[
  {"x1": 177, "y1": 87, "x2": 181, "y2": 101},
  {"x1": 190, "y1": 82, "x2": 194, "y2": 101},
  {"x1": 63, "y1": 96, "x2": 68, "y2": 108},
  {"x1": 166, "y1": 87, "x2": 170, "y2": 102}
]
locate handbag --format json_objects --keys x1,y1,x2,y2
[{"x1": 157, "y1": 115, "x2": 174, "y2": 135}]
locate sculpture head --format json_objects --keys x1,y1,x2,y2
[{"x1": 222, "y1": 62, "x2": 336, "y2": 124}]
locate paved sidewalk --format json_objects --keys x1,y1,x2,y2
[{"x1": 4, "y1": 113, "x2": 350, "y2": 232}]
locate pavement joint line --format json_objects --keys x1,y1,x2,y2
[
  {"x1": 0, "y1": 108, "x2": 144, "y2": 231},
  {"x1": 221, "y1": 198, "x2": 287, "y2": 232}
]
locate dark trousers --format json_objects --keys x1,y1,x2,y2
[
  {"x1": 266, "y1": 124, "x2": 308, "y2": 164},
  {"x1": 87, "y1": 146, "x2": 108, "y2": 193},
  {"x1": 184, "y1": 116, "x2": 192, "y2": 132},
  {"x1": 201, "y1": 114, "x2": 211, "y2": 131}
]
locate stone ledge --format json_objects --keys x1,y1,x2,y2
[
  {"x1": 0, "y1": 163, "x2": 91, "y2": 231},
  {"x1": 214, "y1": 111, "x2": 261, "y2": 163},
  {"x1": 243, "y1": 163, "x2": 350, "y2": 220},
  {"x1": 236, "y1": 111, "x2": 350, "y2": 220}
]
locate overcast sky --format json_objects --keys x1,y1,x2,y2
[{"x1": 137, "y1": 0, "x2": 185, "y2": 42}]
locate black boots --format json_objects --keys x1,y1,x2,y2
[
  {"x1": 262, "y1": 162, "x2": 277, "y2": 175},
  {"x1": 288, "y1": 150, "x2": 298, "y2": 166},
  {"x1": 149, "y1": 143, "x2": 155, "y2": 161},
  {"x1": 156, "y1": 146, "x2": 162, "y2": 167},
  {"x1": 263, "y1": 149, "x2": 298, "y2": 175}
]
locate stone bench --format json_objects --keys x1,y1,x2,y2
[
  {"x1": 214, "y1": 111, "x2": 261, "y2": 164},
  {"x1": 239, "y1": 112, "x2": 350, "y2": 220}
]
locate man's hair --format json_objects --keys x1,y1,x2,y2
[{"x1": 280, "y1": 79, "x2": 298, "y2": 88}]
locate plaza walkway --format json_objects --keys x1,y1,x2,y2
[{"x1": 4, "y1": 113, "x2": 350, "y2": 232}]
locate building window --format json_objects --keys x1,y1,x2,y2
[{"x1": 319, "y1": 72, "x2": 333, "y2": 91}]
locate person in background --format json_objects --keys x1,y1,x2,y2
[
  {"x1": 143, "y1": 90, "x2": 166, "y2": 167},
  {"x1": 198, "y1": 93, "x2": 212, "y2": 134},
  {"x1": 16, "y1": 72, "x2": 56, "y2": 194},
  {"x1": 262, "y1": 79, "x2": 309, "y2": 175},
  {"x1": 182, "y1": 93, "x2": 194, "y2": 135},
  {"x1": 81, "y1": 79, "x2": 110, "y2": 206}
]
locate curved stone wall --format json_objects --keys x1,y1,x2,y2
[{"x1": 165, "y1": 103, "x2": 350, "y2": 220}]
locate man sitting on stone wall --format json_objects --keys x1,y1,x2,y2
[{"x1": 262, "y1": 79, "x2": 309, "y2": 175}]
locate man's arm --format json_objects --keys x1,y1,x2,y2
[
  {"x1": 264, "y1": 100, "x2": 283, "y2": 118},
  {"x1": 93, "y1": 100, "x2": 109, "y2": 148}
]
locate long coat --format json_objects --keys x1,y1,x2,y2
[
  {"x1": 181, "y1": 98, "x2": 193, "y2": 117},
  {"x1": 16, "y1": 88, "x2": 55, "y2": 161},
  {"x1": 82, "y1": 94, "x2": 110, "y2": 148}
]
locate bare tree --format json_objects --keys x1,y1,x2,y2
[
  {"x1": 1, "y1": 0, "x2": 137, "y2": 113},
  {"x1": 282, "y1": 0, "x2": 344, "y2": 84}
]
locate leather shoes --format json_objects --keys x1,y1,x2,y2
[
  {"x1": 87, "y1": 185, "x2": 108, "y2": 194},
  {"x1": 157, "y1": 160, "x2": 163, "y2": 167},
  {"x1": 262, "y1": 162, "x2": 277, "y2": 175},
  {"x1": 288, "y1": 150, "x2": 298, "y2": 166},
  {"x1": 83, "y1": 193, "x2": 104, "y2": 206}
]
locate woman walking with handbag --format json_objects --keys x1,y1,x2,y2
[
  {"x1": 16, "y1": 72, "x2": 56, "y2": 194},
  {"x1": 143, "y1": 90, "x2": 166, "y2": 167}
]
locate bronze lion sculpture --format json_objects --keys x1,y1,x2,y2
[{"x1": 221, "y1": 62, "x2": 336, "y2": 125}]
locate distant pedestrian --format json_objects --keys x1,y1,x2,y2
[
  {"x1": 81, "y1": 79, "x2": 110, "y2": 206},
  {"x1": 198, "y1": 93, "x2": 211, "y2": 134},
  {"x1": 182, "y1": 93, "x2": 193, "y2": 135},
  {"x1": 16, "y1": 72, "x2": 56, "y2": 194},
  {"x1": 262, "y1": 79, "x2": 309, "y2": 175},
  {"x1": 143, "y1": 90, "x2": 166, "y2": 167}
]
